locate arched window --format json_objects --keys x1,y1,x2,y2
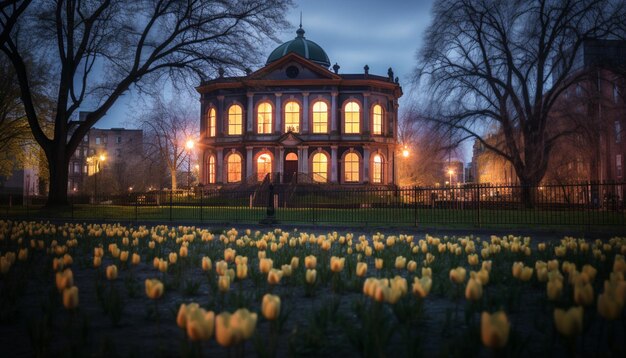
[
  {"x1": 312, "y1": 152, "x2": 328, "y2": 183},
  {"x1": 344, "y1": 152, "x2": 360, "y2": 182},
  {"x1": 227, "y1": 153, "x2": 242, "y2": 183},
  {"x1": 257, "y1": 102, "x2": 273, "y2": 134},
  {"x1": 284, "y1": 101, "x2": 300, "y2": 133},
  {"x1": 286, "y1": 152, "x2": 298, "y2": 161},
  {"x1": 344, "y1": 101, "x2": 360, "y2": 134},
  {"x1": 372, "y1": 104, "x2": 383, "y2": 135},
  {"x1": 228, "y1": 105, "x2": 243, "y2": 135},
  {"x1": 207, "y1": 155, "x2": 216, "y2": 184},
  {"x1": 372, "y1": 154, "x2": 383, "y2": 183},
  {"x1": 208, "y1": 108, "x2": 216, "y2": 137},
  {"x1": 312, "y1": 101, "x2": 328, "y2": 133},
  {"x1": 257, "y1": 153, "x2": 272, "y2": 181}
]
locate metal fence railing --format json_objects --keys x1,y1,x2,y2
[{"x1": 0, "y1": 182, "x2": 625, "y2": 228}]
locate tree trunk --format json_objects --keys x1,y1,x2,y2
[
  {"x1": 171, "y1": 169, "x2": 177, "y2": 190},
  {"x1": 45, "y1": 149, "x2": 69, "y2": 207}
]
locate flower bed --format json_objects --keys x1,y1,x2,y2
[{"x1": 0, "y1": 220, "x2": 624, "y2": 356}]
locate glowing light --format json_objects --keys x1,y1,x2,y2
[
  {"x1": 99, "y1": 154, "x2": 106, "y2": 162},
  {"x1": 186, "y1": 139, "x2": 195, "y2": 150},
  {"x1": 402, "y1": 149, "x2": 409, "y2": 158}
]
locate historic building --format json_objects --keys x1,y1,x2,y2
[{"x1": 197, "y1": 26, "x2": 402, "y2": 187}]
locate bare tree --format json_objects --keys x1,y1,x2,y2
[
  {"x1": 138, "y1": 96, "x2": 196, "y2": 190},
  {"x1": 1, "y1": 0, "x2": 292, "y2": 206},
  {"x1": 416, "y1": 0, "x2": 625, "y2": 206}
]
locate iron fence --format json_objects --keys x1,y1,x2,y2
[{"x1": 0, "y1": 182, "x2": 625, "y2": 228}]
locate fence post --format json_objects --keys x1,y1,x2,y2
[
  {"x1": 413, "y1": 186, "x2": 418, "y2": 227},
  {"x1": 200, "y1": 189, "x2": 203, "y2": 222},
  {"x1": 476, "y1": 185, "x2": 481, "y2": 228},
  {"x1": 169, "y1": 190, "x2": 173, "y2": 222}
]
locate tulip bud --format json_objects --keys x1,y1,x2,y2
[
  {"x1": 412, "y1": 276, "x2": 432, "y2": 298},
  {"x1": 305, "y1": 255, "x2": 317, "y2": 269},
  {"x1": 56, "y1": 269, "x2": 74, "y2": 291},
  {"x1": 267, "y1": 268, "x2": 283, "y2": 285},
  {"x1": 224, "y1": 248, "x2": 236, "y2": 262},
  {"x1": 422, "y1": 267, "x2": 432, "y2": 278},
  {"x1": 186, "y1": 308, "x2": 216, "y2": 341},
  {"x1": 236, "y1": 264, "x2": 248, "y2": 280},
  {"x1": 375, "y1": 258, "x2": 384, "y2": 270},
  {"x1": 512, "y1": 262, "x2": 523, "y2": 279},
  {"x1": 120, "y1": 251, "x2": 129, "y2": 262},
  {"x1": 465, "y1": 277, "x2": 483, "y2": 301},
  {"x1": 93, "y1": 256, "x2": 102, "y2": 268},
  {"x1": 356, "y1": 262, "x2": 368, "y2": 277},
  {"x1": 281, "y1": 264, "x2": 292, "y2": 277},
  {"x1": 179, "y1": 246, "x2": 188, "y2": 258},
  {"x1": 449, "y1": 267, "x2": 466, "y2": 284},
  {"x1": 519, "y1": 267, "x2": 533, "y2": 282},
  {"x1": 259, "y1": 258, "x2": 273, "y2": 274},
  {"x1": 395, "y1": 256, "x2": 407, "y2": 269},
  {"x1": 201, "y1": 257, "x2": 212, "y2": 271},
  {"x1": 306, "y1": 269, "x2": 317, "y2": 285},
  {"x1": 574, "y1": 282, "x2": 594, "y2": 306},
  {"x1": 406, "y1": 260, "x2": 417, "y2": 272},
  {"x1": 467, "y1": 254, "x2": 479, "y2": 266},
  {"x1": 106, "y1": 265, "x2": 118, "y2": 280},
  {"x1": 481, "y1": 311, "x2": 510, "y2": 348},
  {"x1": 262, "y1": 294, "x2": 281, "y2": 320},
  {"x1": 177, "y1": 303, "x2": 200, "y2": 329},
  {"x1": 62, "y1": 286, "x2": 79, "y2": 310},
  {"x1": 330, "y1": 256, "x2": 345, "y2": 273},
  {"x1": 169, "y1": 252, "x2": 177, "y2": 264},
  {"x1": 218, "y1": 274, "x2": 231, "y2": 292},
  {"x1": 290, "y1": 257, "x2": 299, "y2": 269},
  {"x1": 145, "y1": 278, "x2": 164, "y2": 299},
  {"x1": 158, "y1": 259, "x2": 168, "y2": 273},
  {"x1": 554, "y1": 306, "x2": 583, "y2": 337}
]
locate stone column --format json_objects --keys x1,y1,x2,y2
[
  {"x1": 246, "y1": 146, "x2": 253, "y2": 180},
  {"x1": 246, "y1": 92, "x2": 254, "y2": 133},
  {"x1": 363, "y1": 146, "x2": 370, "y2": 182},
  {"x1": 275, "y1": 93, "x2": 282, "y2": 134},
  {"x1": 216, "y1": 148, "x2": 224, "y2": 183},
  {"x1": 217, "y1": 96, "x2": 225, "y2": 136},
  {"x1": 331, "y1": 145, "x2": 338, "y2": 183},
  {"x1": 331, "y1": 91, "x2": 338, "y2": 134},
  {"x1": 363, "y1": 92, "x2": 370, "y2": 135},
  {"x1": 277, "y1": 147, "x2": 284, "y2": 181},
  {"x1": 302, "y1": 92, "x2": 310, "y2": 133}
]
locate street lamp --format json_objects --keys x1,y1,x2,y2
[
  {"x1": 185, "y1": 139, "x2": 195, "y2": 189},
  {"x1": 90, "y1": 154, "x2": 106, "y2": 202},
  {"x1": 448, "y1": 169, "x2": 455, "y2": 187}
]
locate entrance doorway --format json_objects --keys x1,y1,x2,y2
[{"x1": 284, "y1": 152, "x2": 298, "y2": 183}]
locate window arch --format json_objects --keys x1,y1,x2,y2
[
  {"x1": 372, "y1": 154, "x2": 383, "y2": 184},
  {"x1": 207, "y1": 155, "x2": 216, "y2": 184},
  {"x1": 208, "y1": 108, "x2": 216, "y2": 137},
  {"x1": 286, "y1": 152, "x2": 298, "y2": 161},
  {"x1": 256, "y1": 153, "x2": 272, "y2": 181},
  {"x1": 226, "y1": 153, "x2": 242, "y2": 183},
  {"x1": 312, "y1": 101, "x2": 328, "y2": 133},
  {"x1": 257, "y1": 102, "x2": 273, "y2": 134},
  {"x1": 312, "y1": 152, "x2": 328, "y2": 183},
  {"x1": 344, "y1": 101, "x2": 360, "y2": 134},
  {"x1": 344, "y1": 152, "x2": 360, "y2": 182},
  {"x1": 372, "y1": 104, "x2": 383, "y2": 135},
  {"x1": 228, "y1": 105, "x2": 243, "y2": 135},
  {"x1": 284, "y1": 101, "x2": 300, "y2": 133}
]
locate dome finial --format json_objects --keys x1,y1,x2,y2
[{"x1": 296, "y1": 12, "x2": 305, "y2": 38}]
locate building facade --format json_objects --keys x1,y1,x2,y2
[{"x1": 197, "y1": 27, "x2": 402, "y2": 187}]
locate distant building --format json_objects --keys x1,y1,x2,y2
[
  {"x1": 434, "y1": 159, "x2": 464, "y2": 186},
  {"x1": 197, "y1": 26, "x2": 402, "y2": 187},
  {"x1": 470, "y1": 138, "x2": 516, "y2": 184}
]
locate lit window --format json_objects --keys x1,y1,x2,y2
[
  {"x1": 257, "y1": 102, "x2": 273, "y2": 134},
  {"x1": 257, "y1": 153, "x2": 272, "y2": 181},
  {"x1": 344, "y1": 101, "x2": 360, "y2": 134},
  {"x1": 208, "y1": 108, "x2": 216, "y2": 137},
  {"x1": 95, "y1": 137, "x2": 101, "y2": 145},
  {"x1": 227, "y1": 153, "x2": 242, "y2": 183},
  {"x1": 228, "y1": 105, "x2": 243, "y2": 135},
  {"x1": 208, "y1": 155, "x2": 216, "y2": 184},
  {"x1": 73, "y1": 162, "x2": 80, "y2": 174},
  {"x1": 372, "y1": 154, "x2": 383, "y2": 183},
  {"x1": 372, "y1": 105, "x2": 383, "y2": 135},
  {"x1": 344, "y1": 152, "x2": 359, "y2": 182},
  {"x1": 312, "y1": 152, "x2": 328, "y2": 183},
  {"x1": 284, "y1": 101, "x2": 300, "y2": 132},
  {"x1": 312, "y1": 101, "x2": 328, "y2": 133}
]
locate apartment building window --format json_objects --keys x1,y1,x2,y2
[
  {"x1": 95, "y1": 137, "x2": 101, "y2": 145},
  {"x1": 617, "y1": 154, "x2": 623, "y2": 178},
  {"x1": 615, "y1": 85, "x2": 621, "y2": 104},
  {"x1": 116, "y1": 136, "x2": 122, "y2": 144},
  {"x1": 616, "y1": 121, "x2": 621, "y2": 143},
  {"x1": 73, "y1": 162, "x2": 80, "y2": 174}
]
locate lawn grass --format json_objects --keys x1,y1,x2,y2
[{"x1": 1, "y1": 203, "x2": 624, "y2": 230}]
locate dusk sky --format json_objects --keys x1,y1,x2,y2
[{"x1": 97, "y1": 0, "x2": 436, "y2": 138}]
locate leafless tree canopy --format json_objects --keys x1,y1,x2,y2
[
  {"x1": 416, "y1": 0, "x2": 626, "y2": 202},
  {"x1": 0, "y1": 0, "x2": 292, "y2": 205},
  {"x1": 138, "y1": 96, "x2": 197, "y2": 190}
]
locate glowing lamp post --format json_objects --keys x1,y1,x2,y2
[
  {"x1": 448, "y1": 169, "x2": 455, "y2": 187},
  {"x1": 91, "y1": 154, "x2": 106, "y2": 202},
  {"x1": 185, "y1": 139, "x2": 195, "y2": 189}
]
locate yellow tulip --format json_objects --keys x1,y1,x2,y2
[
  {"x1": 375, "y1": 258, "x2": 384, "y2": 270},
  {"x1": 169, "y1": 252, "x2": 177, "y2": 264},
  {"x1": 481, "y1": 260, "x2": 492, "y2": 272},
  {"x1": 467, "y1": 254, "x2": 479, "y2": 266},
  {"x1": 218, "y1": 274, "x2": 231, "y2": 292},
  {"x1": 158, "y1": 259, "x2": 168, "y2": 273},
  {"x1": 306, "y1": 269, "x2": 317, "y2": 285},
  {"x1": 554, "y1": 306, "x2": 583, "y2": 337},
  {"x1": 449, "y1": 267, "x2": 466, "y2": 284},
  {"x1": 412, "y1": 276, "x2": 432, "y2": 298},
  {"x1": 476, "y1": 269, "x2": 490, "y2": 285},
  {"x1": 177, "y1": 303, "x2": 200, "y2": 329},
  {"x1": 145, "y1": 278, "x2": 164, "y2": 299},
  {"x1": 201, "y1": 257, "x2": 212, "y2": 271},
  {"x1": 407, "y1": 260, "x2": 417, "y2": 272},
  {"x1": 574, "y1": 282, "x2": 594, "y2": 306},
  {"x1": 262, "y1": 293, "x2": 281, "y2": 320},
  {"x1": 519, "y1": 267, "x2": 533, "y2": 282},
  {"x1": 465, "y1": 277, "x2": 483, "y2": 301},
  {"x1": 215, "y1": 309, "x2": 258, "y2": 347},
  {"x1": 236, "y1": 264, "x2": 248, "y2": 280},
  {"x1": 538, "y1": 243, "x2": 546, "y2": 251},
  {"x1": 56, "y1": 269, "x2": 73, "y2": 291},
  {"x1": 179, "y1": 246, "x2": 188, "y2": 258},
  {"x1": 356, "y1": 262, "x2": 368, "y2": 277},
  {"x1": 216, "y1": 260, "x2": 228, "y2": 276},
  {"x1": 186, "y1": 308, "x2": 215, "y2": 341},
  {"x1": 422, "y1": 267, "x2": 433, "y2": 278},
  {"x1": 18, "y1": 248, "x2": 27, "y2": 261},
  {"x1": 267, "y1": 268, "x2": 283, "y2": 285},
  {"x1": 512, "y1": 262, "x2": 523, "y2": 279},
  {"x1": 597, "y1": 290, "x2": 623, "y2": 320},
  {"x1": 93, "y1": 256, "x2": 102, "y2": 268},
  {"x1": 547, "y1": 279, "x2": 563, "y2": 301},
  {"x1": 106, "y1": 265, "x2": 118, "y2": 280},
  {"x1": 259, "y1": 258, "x2": 273, "y2": 274},
  {"x1": 304, "y1": 255, "x2": 317, "y2": 269},
  {"x1": 62, "y1": 286, "x2": 79, "y2": 309},
  {"x1": 481, "y1": 311, "x2": 510, "y2": 348},
  {"x1": 131, "y1": 253, "x2": 140, "y2": 265},
  {"x1": 290, "y1": 256, "x2": 299, "y2": 269},
  {"x1": 330, "y1": 256, "x2": 345, "y2": 273},
  {"x1": 395, "y1": 256, "x2": 407, "y2": 269},
  {"x1": 119, "y1": 251, "x2": 129, "y2": 262}
]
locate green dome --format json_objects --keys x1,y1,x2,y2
[{"x1": 266, "y1": 27, "x2": 330, "y2": 68}]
